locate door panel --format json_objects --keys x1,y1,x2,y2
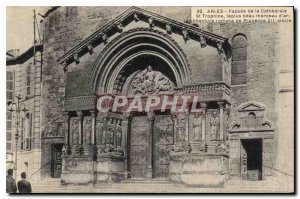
[
  {"x1": 129, "y1": 116, "x2": 150, "y2": 178},
  {"x1": 52, "y1": 144, "x2": 63, "y2": 178},
  {"x1": 153, "y1": 114, "x2": 174, "y2": 178}
]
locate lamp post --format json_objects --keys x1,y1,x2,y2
[{"x1": 8, "y1": 94, "x2": 28, "y2": 180}]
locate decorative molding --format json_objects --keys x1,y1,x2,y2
[
  {"x1": 87, "y1": 27, "x2": 192, "y2": 94},
  {"x1": 57, "y1": 6, "x2": 229, "y2": 68},
  {"x1": 64, "y1": 95, "x2": 97, "y2": 112},
  {"x1": 238, "y1": 101, "x2": 265, "y2": 112}
]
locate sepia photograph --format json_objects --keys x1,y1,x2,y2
[{"x1": 5, "y1": 5, "x2": 294, "y2": 194}]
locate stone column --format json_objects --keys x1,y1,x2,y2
[
  {"x1": 77, "y1": 111, "x2": 83, "y2": 146},
  {"x1": 63, "y1": 112, "x2": 70, "y2": 146},
  {"x1": 102, "y1": 116, "x2": 108, "y2": 146},
  {"x1": 185, "y1": 110, "x2": 189, "y2": 142},
  {"x1": 122, "y1": 113, "x2": 130, "y2": 178},
  {"x1": 90, "y1": 110, "x2": 96, "y2": 145},
  {"x1": 171, "y1": 113, "x2": 177, "y2": 145},
  {"x1": 113, "y1": 118, "x2": 117, "y2": 148},
  {"x1": 201, "y1": 102, "x2": 207, "y2": 141},
  {"x1": 218, "y1": 101, "x2": 224, "y2": 140},
  {"x1": 147, "y1": 111, "x2": 155, "y2": 178}
]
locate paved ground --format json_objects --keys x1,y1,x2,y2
[{"x1": 30, "y1": 177, "x2": 293, "y2": 193}]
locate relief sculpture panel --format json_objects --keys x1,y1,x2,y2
[{"x1": 129, "y1": 66, "x2": 174, "y2": 95}]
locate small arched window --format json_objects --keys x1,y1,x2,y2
[{"x1": 231, "y1": 34, "x2": 247, "y2": 85}]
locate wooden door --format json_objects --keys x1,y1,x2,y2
[
  {"x1": 52, "y1": 144, "x2": 63, "y2": 178},
  {"x1": 129, "y1": 116, "x2": 150, "y2": 178},
  {"x1": 153, "y1": 114, "x2": 174, "y2": 178}
]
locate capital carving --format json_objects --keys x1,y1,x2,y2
[
  {"x1": 122, "y1": 111, "x2": 131, "y2": 119},
  {"x1": 76, "y1": 111, "x2": 83, "y2": 118},
  {"x1": 217, "y1": 101, "x2": 225, "y2": 108},
  {"x1": 90, "y1": 109, "x2": 96, "y2": 117},
  {"x1": 147, "y1": 111, "x2": 155, "y2": 121},
  {"x1": 63, "y1": 112, "x2": 70, "y2": 122}
]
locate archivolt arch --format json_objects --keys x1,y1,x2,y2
[{"x1": 88, "y1": 28, "x2": 191, "y2": 95}]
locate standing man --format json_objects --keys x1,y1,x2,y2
[
  {"x1": 17, "y1": 172, "x2": 32, "y2": 193},
  {"x1": 6, "y1": 169, "x2": 17, "y2": 193}
]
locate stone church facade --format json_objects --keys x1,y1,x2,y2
[{"x1": 37, "y1": 6, "x2": 293, "y2": 188}]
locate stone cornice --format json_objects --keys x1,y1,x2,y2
[{"x1": 57, "y1": 6, "x2": 229, "y2": 68}]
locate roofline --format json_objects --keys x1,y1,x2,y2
[
  {"x1": 57, "y1": 6, "x2": 229, "y2": 66},
  {"x1": 6, "y1": 44, "x2": 43, "y2": 65}
]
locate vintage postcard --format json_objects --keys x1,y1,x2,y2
[{"x1": 6, "y1": 6, "x2": 294, "y2": 193}]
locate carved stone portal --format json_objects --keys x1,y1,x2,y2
[{"x1": 130, "y1": 66, "x2": 174, "y2": 95}]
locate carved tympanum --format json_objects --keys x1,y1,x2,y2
[{"x1": 130, "y1": 66, "x2": 174, "y2": 95}]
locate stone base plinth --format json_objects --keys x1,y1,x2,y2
[
  {"x1": 61, "y1": 154, "x2": 125, "y2": 185},
  {"x1": 169, "y1": 152, "x2": 229, "y2": 187}
]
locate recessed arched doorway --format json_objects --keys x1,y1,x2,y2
[
  {"x1": 120, "y1": 54, "x2": 177, "y2": 179},
  {"x1": 89, "y1": 28, "x2": 190, "y2": 180}
]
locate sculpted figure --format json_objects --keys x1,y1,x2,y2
[
  {"x1": 116, "y1": 120, "x2": 122, "y2": 147},
  {"x1": 210, "y1": 111, "x2": 219, "y2": 140},
  {"x1": 83, "y1": 117, "x2": 92, "y2": 145},
  {"x1": 192, "y1": 113, "x2": 201, "y2": 142},
  {"x1": 71, "y1": 119, "x2": 79, "y2": 145},
  {"x1": 106, "y1": 118, "x2": 114, "y2": 146},
  {"x1": 144, "y1": 66, "x2": 156, "y2": 94}
]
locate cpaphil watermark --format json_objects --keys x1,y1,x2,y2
[{"x1": 97, "y1": 94, "x2": 204, "y2": 113}]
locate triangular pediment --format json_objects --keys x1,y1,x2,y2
[
  {"x1": 238, "y1": 102, "x2": 265, "y2": 112},
  {"x1": 52, "y1": 117, "x2": 65, "y2": 123},
  {"x1": 57, "y1": 6, "x2": 230, "y2": 69}
]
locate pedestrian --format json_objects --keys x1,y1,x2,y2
[
  {"x1": 6, "y1": 169, "x2": 17, "y2": 193},
  {"x1": 17, "y1": 172, "x2": 32, "y2": 193}
]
